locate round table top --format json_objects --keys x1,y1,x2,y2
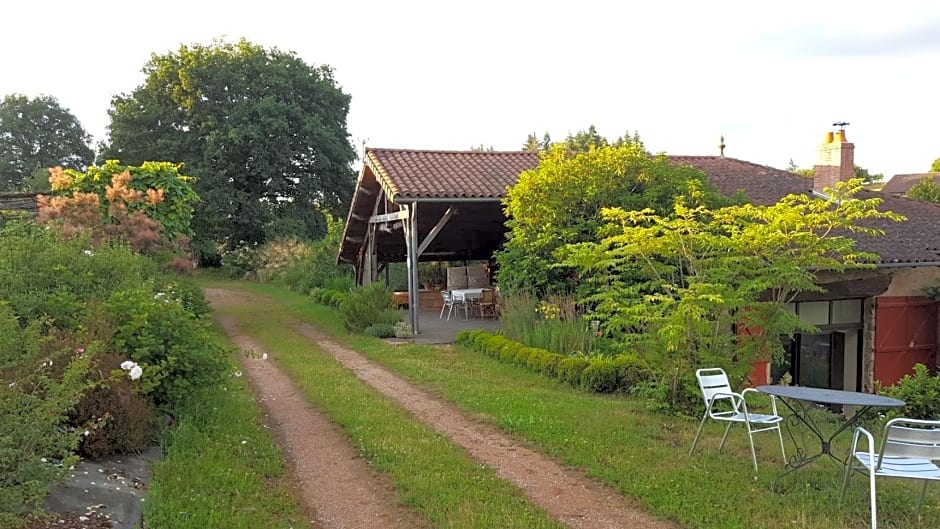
[{"x1": 755, "y1": 385, "x2": 905, "y2": 407}]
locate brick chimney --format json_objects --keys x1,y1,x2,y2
[{"x1": 813, "y1": 128, "x2": 854, "y2": 191}]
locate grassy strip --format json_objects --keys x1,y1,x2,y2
[
  {"x1": 143, "y1": 374, "x2": 307, "y2": 528},
  {"x1": 207, "y1": 285, "x2": 567, "y2": 529},
  {"x1": 227, "y1": 280, "x2": 940, "y2": 529}
]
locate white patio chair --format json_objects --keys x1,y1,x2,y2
[
  {"x1": 689, "y1": 367, "x2": 786, "y2": 472},
  {"x1": 840, "y1": 417, "x2": 940, "y2": 529},
  {"x1": 439, "y1": 290, "x2": 464, "y2": 320}
]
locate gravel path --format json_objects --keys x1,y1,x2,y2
[{"x1": 207, "y1": 287, "x2": 678, "y2": 529}]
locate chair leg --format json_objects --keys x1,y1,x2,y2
[
  {"x1": 689, "y1": 413, "x2": 709, "y2": 457},
  {"x1": 718, "y1": 421, "x2": 734, "y2": 452},
  {"x1": 440, "y1": 302, "x2": 447, "y2": 319},
  {"x1": 868, "y1": 468, "x2": 878, "y2": 529},
  {"x1": 917, "y1": 480, "x2": 928, "y2": 517},
  {"x1": 840, "y1": 457, "x2": 854, "y2": 502},
  {"x1": 744, "y1": 424, "x2": 759, "y2": 472}
]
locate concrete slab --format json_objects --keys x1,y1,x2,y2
[{"x1": 46, "y1": 446, "x2": 161, "y2": 529}]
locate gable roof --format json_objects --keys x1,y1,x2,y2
[
  {"x1": 339, "y1": 150, "x2": 940, "y2": 267},
  {"x1": 366, "y1": 148, "x2": 540, "y2": 201},
  {"x1": 882, "y1": 172, "x2": 940, "y2": 194}
]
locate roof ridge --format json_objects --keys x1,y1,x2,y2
[{"x1": 366, "y1": 147, "x2": 538, "y2": 155}]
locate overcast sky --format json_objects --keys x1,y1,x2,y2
[{"x1": 3, "y1": 1, "x2": 939, "y2": 176}]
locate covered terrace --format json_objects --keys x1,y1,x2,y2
[{"x1": 338, "y1": 148, "x2": 539, "y2": 333}]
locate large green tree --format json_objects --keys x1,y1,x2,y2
[
  {"x1": 563, "y1": 179, "x2": 902, "y2": 407},
  {"x1": 101, "y1": 39, "x2": 356, "y2": 262},
  {"x1": 0, "y1": 94, "x2": 94, "y2": 191},
  {"x1": 496, "y1": 143, "x2": 728, "y2": 293},
  {"x1": 930, "y1": 158, "x2": 940, "y2": 172}
]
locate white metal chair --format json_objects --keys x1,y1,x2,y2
[
  {"x1": 439, "y1": 290, "x2": 464, "y2": 320},
  {"x1": 840, "y1": 418, "x2": 940, "y2": 529},
  {"x1": 689, "y1": 367, "x2": 786, "y2": 472}
]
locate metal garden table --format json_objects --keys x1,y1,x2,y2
[{"x1": 755, "y1": 385, "x2": 904, "y2": 490}]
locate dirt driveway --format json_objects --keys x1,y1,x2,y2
[{"x1": 205, "y1": 287, "x2": 677, "y2": 529}]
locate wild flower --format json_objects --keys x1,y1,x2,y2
[
  {"x1": 83, "y1": 249, "x2": 93, "y2": 256},
  {"x1": 120, "y1": 360, "x2": 143, "y2": 380}
]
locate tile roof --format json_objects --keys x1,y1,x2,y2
[
  {"x1": 881, "y1": 172, "x2": 940, "y2": 194},
  {"x1": 366, "y1": 148, "x2": 540, "y2": 201},
  {"x1": 342, "y1": 149, "x2": 940, "y2": 266}
]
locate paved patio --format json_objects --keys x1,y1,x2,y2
[{"x1": 410, "y1": 309, "x2": 499, "y2": 344}]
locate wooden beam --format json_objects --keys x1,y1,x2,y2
[
  {"x1": 417, "y1": 206, "x2": 456, "y2": 257},
  {"x1": 369, "y1": 210, "x2": 408, "y2": 224}
]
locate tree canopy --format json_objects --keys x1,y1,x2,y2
[
  {"x1": 931, "y1": 158, "x2": 940, "y2": 172},
  {"x1": 908, "y1": 177, "x2": 940, "y2": 203},
  {"x1": 101, "y1": 39, "x2": 356, "y2": 263},
  {"x1": 496, "y1": 142, "x2": 728, "y2": 293},
  {"x1": 562, "y1": 179, "x2": 902, "y2": 404},
  {"x1": 0, "y1": 94, "x2": 93, "y2": 191},
  {"x1": 522, "y1": 125, "x2": 643, "y2": 153}
]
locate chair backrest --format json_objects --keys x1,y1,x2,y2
[
  {"x1": 696, "y1": 368, "x2": 734, "y2": 407},
  {"x1": 441, "y1": 290, "x2": 452, "y2": 303},
  {"x1": 480, "y1": 288, "x2": 496, "y2": 303},
  {"x1": 879, "y1": 418, "x2": 940, "y2": 464}
]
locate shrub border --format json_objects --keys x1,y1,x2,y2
[{"x1": 455, "y1": 330, "x2": 649, "y2": 393}]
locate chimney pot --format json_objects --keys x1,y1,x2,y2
[
  {"x1": 825, "y1": 131, "x2": 834, "y2": 143},
  {"x1": 835, "y1": 130, "x2": 847, "y2": 142}
]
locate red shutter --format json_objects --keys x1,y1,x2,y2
[{"x1": 874, "y1": 296, "x2": 938, "y2": 385}]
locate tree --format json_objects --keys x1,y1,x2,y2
[
  {"x1": 931, "y1": 158, "x2": 940, "y2": 172},
  {"x1": 522, "y1": 126, "x2": 644, "y2": 153},
  {"x1": 101, "y1": 39, "x2": 356, "y2": 263},
  {"x1": 496, "y1": 143, "x2": 728, "y2": 294},
  {"x1": 854, "y1": 165, "x2": 884, "y2": 185},
  {"x1": 562, "y1": 179, "x2": 902, "y2": 408},
  {"x1": 0, "y1": 94, "x2": 93, "y2": 191},
  {"x1": 908, "y1": 177, "x2": 940, "y2": 203}
]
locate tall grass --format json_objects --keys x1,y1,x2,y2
[{"x1": 499, "y1": 292, "x2": 595, "y2": 355}]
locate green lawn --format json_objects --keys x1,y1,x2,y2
[{"x1": 199, "y1": 278, "x2": 940, "y2": 529}]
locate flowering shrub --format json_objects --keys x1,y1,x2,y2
[
  {"x1": 0, "y1": 304, "x2": 94, "y2": 524},
  {"x1": 255, "y1": 237, "x2": 311, "y2": 282},
  {"x1": 220, "y1": 242, "x2": 262, "y2": 278}
]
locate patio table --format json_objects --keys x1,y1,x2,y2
[
  {"x1": 756, "y1": 385, "x2": 904, "y2": 490},
  {"x1": 449, "y1": 288, "x2": 485, "y2": 319}
]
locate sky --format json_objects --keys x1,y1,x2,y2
[{"x1": 3, "y1": 0, "x2": 940, "y2": 177}]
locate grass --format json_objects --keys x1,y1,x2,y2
[
  {"x1": 144, "y1": 375, "x2": 307, "y2": 528},
  {"x1": 202, "y1": 276, "x2": 566, "y2": 529},
  {"x1": 211, "y1": 278, "x2": 940, "y2": 529}
]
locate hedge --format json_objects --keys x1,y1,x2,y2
[{"x1": 455, "y1": 329, "x2": 649, "y2": 393}]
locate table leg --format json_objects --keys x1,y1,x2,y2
[{"x1": 772, "y1": 399, "x2": 876, "y2": 491}]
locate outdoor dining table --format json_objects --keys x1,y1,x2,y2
[
  {"x1": 449, "y1": 288, "x2": 485, "y2": 319},
  {"x1": 756, "y1": 385, "x2": 905, "y2": 490}
]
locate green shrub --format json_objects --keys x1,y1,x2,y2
[
  {"x1": 558, "y1": 357, "x2": 590, "y2": 387},
  {"x1": 581, "y1": 360, "x2": 621, "y2": 393},
  {"x1": 881, "y1": 363, "x2": 940, "y2": 420},
  {"x1": 393, "y1": 321, "x2": 413, "y2": 339},
  {"x1": 220, "y1": 243, "x2": 262, "y2": 279},
  {"x1": 364, "y1": 323, "x2": 397, "y2": 338},
  {"x1": 339, "y1": 283, "x2": 393, "y2": 332},
  {"x1": 612, "y1": 354, "x2": 650, "y2": 387},
  {"x1": 540, "y1": 353, "x2": 564, "y2": 378},
  {"x1": 376, "y1": 308, "x2": 403, "y2": 326},
  {"x1": 104, "y1": 287, "x2": 230, "y2": 407},
  {"x1": 0, "y1": 306, "x2": 92, "y2": 524}
]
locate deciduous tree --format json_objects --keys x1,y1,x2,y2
[
  {"x1": 562, "y1": 179, "x2": 902, "y2": 405},
  {"x1": 908, "y1": 177, "x2": 940, "y2": 203},
  {"x1": 496, "y1": 143, "x2": 727, "y2": 293},
  {"x1": 101, "y1": 39, "x2": 356, "y2": 263},
  {"x1": 0, "y1": 94, "x2": 93, "y2": 191}
]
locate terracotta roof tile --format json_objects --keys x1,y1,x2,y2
[
  {"x1": 366, "y1": 148, "x2": 540, "y2": 201},
  {"x1": 341, "y1": 150, "x2": 940, "y2": 266}
]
